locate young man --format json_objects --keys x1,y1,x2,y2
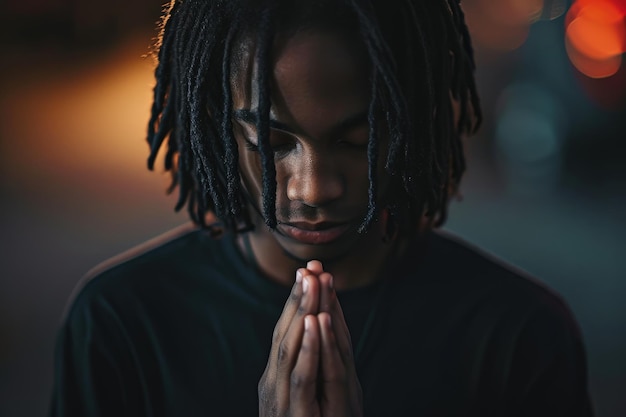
[{"x1": 50, "y1": 1, "x2": 593, "y2": 416}]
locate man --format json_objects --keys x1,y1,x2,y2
[{"x1": 50, "y1": 1, "x2": 594, "y2": 416}]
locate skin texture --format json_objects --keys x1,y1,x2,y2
[
  {"x1": 258, "y1": 261, "x2": 363, "y2": 417},
  {"x1": 232, "y1": 30, "x2": 402, "y2": 291},
  {"x1": 230, "y1": 30, "x2": 405, "y2": 416}
]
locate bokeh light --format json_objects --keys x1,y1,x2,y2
[
  {"x1": 566, "y1": 0, "x2": 626, "y2": 79},
  {"x1": 463, "y1": 0, "x2": 567, "y2": 51},
  {"x1": 494, "y1": 82, "x2": 567, "y2": 194}
]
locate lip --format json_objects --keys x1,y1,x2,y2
[{"x1": 278, "y1": 222, "x2": 351, "y2": 245}]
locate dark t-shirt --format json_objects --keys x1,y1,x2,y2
[{"x1": 49, "y1": 225, "x2": 593, "y2": 417}]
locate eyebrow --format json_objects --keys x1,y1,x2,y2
[
  {"x1": 232, "y1": 108, "x2": 369, "y2": 137},
  {"x1": 233, "y1": 109, "x2": 295, "y2": 134}
]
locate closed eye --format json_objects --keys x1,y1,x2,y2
[
  {"x1": 243, "y1": 138, "x2": 259, "y2": 152},
  {"x1": 241, "y1": 133, "x2": 295, "y2": 159}
]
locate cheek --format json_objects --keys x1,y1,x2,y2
[
  {"x1": 237, "y1": 146, "x2": 264, "y2": 202},
  {"x1": 274, "y1": 151, "x2": 372, "y2": 202},
  {"x1": 237, "y1": 143, "x2": 382, "y2": 210},
  {"x1": 344, "y1": 154, "x2": 371, "y2": 198}
]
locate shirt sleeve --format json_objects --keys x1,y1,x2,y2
[
  {"x1": 506, "y1": 297, "x2": 594, "y2": 417},
  {"x1": 49, "y1": 294, "x2": 139, "y2": 417}
]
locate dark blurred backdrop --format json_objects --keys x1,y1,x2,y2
[{"x1": 1, "y1": 1, "x2": 625, "y2": 416}]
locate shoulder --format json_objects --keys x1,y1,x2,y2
[
  {"x1": 426, "y1": 229, "x2": 540, "y2": 283},
  {"x1": 403, "y1": 229, "x2": 583, "y2": 338},
  {"x1": 426, "y1": 229, "x2": 569, "y2": 308},
  {"x1": 84, "y1": 223, "x2": 212, "y2": 278},
  {"x1": 62, "y1": 223, "x2": 229, "y2": 322},
  {"x1": 393, "y1": 230, "x2": 592, "y2": 412},
  {"x1": 424, "y1": 230, "x2": 588, "y2": 366}
]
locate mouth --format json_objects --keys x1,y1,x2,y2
[{"x1": 277, "y1": 221, "x2": 351, "y2": 245}]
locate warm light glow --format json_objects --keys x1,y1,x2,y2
[
  {"x1": 566, "y1": 35, "x2": 623, "y2": 78},
  {"x1": 565, "y1": 0, "x2": 626, "y2": 78},
  {"x1": 0, "y1": 36, "x2": 171, "y2": 201},
  {"x1": 567, "y1": 3, "x2": 625, "y2": 59},
  {"x1": 463, "y1": 0, "x2": 548, "y2": 51},
  {"x1": 487, "y1": 0, "x2": 544, "y2": 26}
]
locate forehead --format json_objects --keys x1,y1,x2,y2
[
  {"x1": 274, "y1": 31, "x2": 368, "y2": 97},
  {"x1": 230, "y1": 29, "x2": 370, "y2": 111}
]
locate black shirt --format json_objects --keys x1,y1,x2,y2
[{"x1": 50, "y1": 225, "x2": 593, "y2": 416}]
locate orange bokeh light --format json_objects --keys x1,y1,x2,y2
[
  {"x1": 463, "y1": 0, "x2": 546, "y2": 51},
  {"x1": 565, "y1": 0, "x2": 626, "y2": 78},
  {"x1": 566, "y1": 36, "x2": 623, "y2": 78}
]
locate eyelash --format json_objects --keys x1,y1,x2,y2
[
  {"x1": 242, "y1": 136, "x2": 368, "y2": 156},
  {"x1": 243, "y1": 138, "x2": 292, "y2": 158},
  {"x1": 243, "y1": 140, "x2": 259, "y2": 152}
]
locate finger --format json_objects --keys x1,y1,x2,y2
[
  {"x1": 264, "y1": 269, "x2": 313, "y2": 404},
  {"x1": 306, "y1": 260, "x2": 324, "y2": 275},
  {"x1": 261, "y1": 271, "x2": 307, "y2": 413},
  {"x1": 268, "y1": 271, "x2": 302, "y2": 366},
  {"x1": 316, "y1": 271, "x2": 350, "y2": 348},
  {"x1": 326, "y1": 284, "x2": 355, "y2": 365},
  {"x1": 268, "y1": 269, "x2": 306, "y2": 359},
  {"x1": 275, "y1": 274, "x2": 320, "y2": 398},
  {"x1": 324, "y1": 296, "x2": 362, "y2": 414},
  {"x1": 278, "y1": 274, "x2": 320, "y2": 365},
  {"x1": 275, "y1": 268, "x2": 307, "y2": 330},
  {"x1": 319, "y1": 313, "x2": 364, "y2": 417},
  {"x1": 318, "y1": 313, "x2": 349, "y2": 413},
  {"x1": 289, "y1": 315, "x2": 320, "y2": 415},
  {"x1": 318, "y1": 272, "x2": 334, "y2": 313}
]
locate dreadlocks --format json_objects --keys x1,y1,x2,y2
[{"x1": 147, "y1": 0, "x2": 481, "y2": 233}]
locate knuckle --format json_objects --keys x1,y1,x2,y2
[
  {"x1": 258, "y1": 381, "x2": 282, "y2": 417},
  {"x1": 272, "y1": 326, "x2": 281, "y2": 344},
  {"x1": 258, "y1": 373, "x2": 272, "y2": 394},
  {"x1": 277, "y1": 343, "x2": 289, "y2": 363},
  {"x1": 290, "y1": 371, "x2": 314, "y2": 389},
  {"x1": 296, "y1": 304, "x2": 307, "y2": 316},
  {"x1": 257, "y1": 383, "x2": 270, "y2": 401}
]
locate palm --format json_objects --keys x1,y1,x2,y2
[{"x1": 259, "y1": 261, "x2": 363, "y2": 417}]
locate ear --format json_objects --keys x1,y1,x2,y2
[{"x1": 418, "y1": 211, "x2": 436, "y2": 234}]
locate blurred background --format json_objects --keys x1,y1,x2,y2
[{"x1": 0, "y1": 0, "x2": 624, "y2": 415}]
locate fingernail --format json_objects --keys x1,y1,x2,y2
[
  {"x1": 303, "y1": 277, "x2": 309, "y2": 293},
  {"x1": 304, "y1": 315, "x2": 310, "y2": 331},
  {"x1": 296, "y1": 269, "x2": 303, "y2": 283},
  {"x1": 307, "y1": 260, "x2": 323, "y2": 271}
]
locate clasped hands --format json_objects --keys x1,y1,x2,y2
[{"x1": 259, "y1": 261, "x2": 363, "y2": 417}]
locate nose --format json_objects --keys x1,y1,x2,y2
[{"x1": 286, "y1": 152, "x2": 344, "y2": 207}]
